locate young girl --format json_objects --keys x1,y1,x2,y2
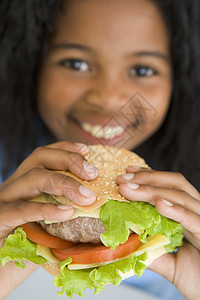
[{"x1": 0, "y1": 0, "x2": 200, "y2": 299}]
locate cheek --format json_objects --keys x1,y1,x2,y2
[
  {"x1": 140, "y1": 79, "x2": 172, "y2": 133},
  {"x1": 37, "y1": 68, "x2": 81, "y2": 120},
  {"x1": 154, "y1": 80, "x2": 172, "y2": 121}
]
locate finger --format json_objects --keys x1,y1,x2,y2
[
  {"x1": 118, "y1": 183, "x2": 200, "y2": 216},
  {"x1": 47, "y1": 141, "x2": 89, "y2": 156},
  {"x1": 28, "y1": 147, "x2": 98, "y2": 180},
  {"x1": 126, "y1": 166, "x2": 151, "y2": 172},
  {"x1": 0, "y1": 168, "x2": 96, "y2": 206},
  {"x1": 117, "y1": 169, "x2": 200, "y2": 200},
  {"x1": 156, "y1": 199, "x2": 200, "y2": 247},
  {"x1": 2, "y1": 142, "x2": 90, "y2": 187},
  {"x1": 184, "y1": 230, "x2": 200, "y2": 250},
  {"x1": 0, "y1": 202, "x2": 75, "y2": 236},
  {"x1": 7, "y1": 147, "x2": 98, "y2": 183}
]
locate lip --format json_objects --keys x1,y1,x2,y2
[{"x1": 69, "y1": 116, "x2": 131, "y2": 146}]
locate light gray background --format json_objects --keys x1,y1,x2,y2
[{"x1": 5, "y1": 268, "x2": 160, "y2": 300}]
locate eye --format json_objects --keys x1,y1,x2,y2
[
  {"x1": 129, "y1": 65, "x2": 157, "y2": 77},
  {"x1": 59, "y1": 59, "x2": 90, "y2": 72}
]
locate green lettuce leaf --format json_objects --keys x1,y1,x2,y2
[
  {"x1": 0, "y1": 199, "x2": 184, "y2": 298},
  {"x1": 0, "y1": 228, "x2": 46, "y2": 268},
  {"x1": 54, "y1": 253, "x2": 147, "y2": 298},
  {"x1": 100, "y1": 200, "x2": 184, "y2": 252}
]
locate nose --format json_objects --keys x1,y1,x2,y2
[{"x1": 85, "y1": 72, "x2": 132, "y2": 110}]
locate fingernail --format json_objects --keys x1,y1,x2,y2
[
  {"x1": 126, "y1": 182, "x2": 140, "y2": 190},
  {"x1": 132, "y1": 166, "x2": 141, "y2": 170},
  {"x1": 75, "y1": 143, "x2": 89, "y2": 155},
  {"x1": 79, "y1": 185, "x2": 96, "y2": 198},
  {"x1": 83, "y1": 161, "x2": 98, "y2": 175},
  {"x1": 122, "y1": 173, "x2": 134, "y2": 180},
  {"x1": 126, "y1": 166, "x2": 141, "y2": 173},
  {"x1": 161, "y1": 199, "x2": 174, "y2": 207},
  {"x1": 57, "y1": 205, "x2": 74, "y2": 210}
]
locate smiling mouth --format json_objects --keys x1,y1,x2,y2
[
  {"x1": 70, "y1": 116, "x2": 127, "y2": 140},
  {"x1": 80, "y1": 122, "x2": 126, "y2": 139}
]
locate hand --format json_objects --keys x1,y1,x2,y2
[
  {"x1": 0, "y1": 141, "x2": 98, "y2": 242},
  {"x1": 116, "y1": 166, "x2": 200, "y2": 300},
  {"x1": 0, "y1": 141, "x2": 98, "y2": 297}
]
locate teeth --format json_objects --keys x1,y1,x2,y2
[
  {"x1": 82, "y1": 123, "x2": 92, "y2": 132},
  {"x1": 81, "y1": 122, "x2": 125, "y2": 139},
  {"x1": 92, "y1": 125, "x2": 101, "y2": 137}
]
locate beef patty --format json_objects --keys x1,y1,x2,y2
[{"x1": 38, "y1": 217, "x2": 106, "y2": 244}]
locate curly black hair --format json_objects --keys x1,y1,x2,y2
[
  {"x1": 0, "y1": 0, "x2": 62, "y2": 177},
  {"x1": 0, "y1": 0, "x2": 200, "y2": 190},
  {"x1": 136, "y1": 0, "x2": 200, "y2": 190}
]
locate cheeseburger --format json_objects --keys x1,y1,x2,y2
[{"x1": 0, "y1": 145, "x2": 184, "y2": 298}]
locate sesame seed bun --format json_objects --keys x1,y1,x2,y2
[
  {"x1": 42, "y1": 261, "x2": 60, "y2": 277},
  {"x1": 53, "y1": 145, "x2": 149, "y2": 211}
]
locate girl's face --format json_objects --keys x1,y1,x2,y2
[{"x1": 38, "y1": 0, "x2": 172, "y2": 150}]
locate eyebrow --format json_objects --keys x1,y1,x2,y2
[
  {"x1": 50, "y1": 43, "x2": 170, "y2": 62},
  {"x1": 50, "y1": 43, "x2": 93, "y2": 53},
  {"x1": 133, "y1": 51, "x2": 170, "y2": 63}
]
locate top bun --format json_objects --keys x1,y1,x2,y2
[{"x1": 53, "y1": 145, "x2": 149, "y2": 212}]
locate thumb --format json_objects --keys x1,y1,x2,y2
[{"x1": 0, "y1": 202, "x2": 74, "y2": 237}]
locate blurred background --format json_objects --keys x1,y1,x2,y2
[{"x1": 5, "y1": 267, "x2": 160, "y2": 300}]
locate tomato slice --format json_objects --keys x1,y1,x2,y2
[
  {"x1": 20, "y1": 222, "x2": 75, "y2": 249},
  {"x1": 52, "y1": 234, "x2": 140, "y2": 264}
]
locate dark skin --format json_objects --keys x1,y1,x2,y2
[
  {"x1": 117, "y1": 166, "x2": 200, "y2": 299},
  {"x1": 0, "y1": 141, "x2": 99, "y2": 297},
  {"x1": 0, "y1": 0, "x2": 200, "y2": 299},
  {"x1": 38, "y1": 0, "x2": 172, "y2": 148}
]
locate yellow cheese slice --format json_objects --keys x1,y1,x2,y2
[
  {"x1": 129, "y1": 224, "x2": 143, "y2": 235},
  {"x1": 68, "y1": 258, "x2": 121, "y2": 270},
  {"x1": 36, "y1": 244, "x2": 60, "y2": 264},
  {"x1": 132, "y1": 234, "x2": 169, "y2": 256},
  {"x1": 31, "y1": 194, "x2": 101, "y2": 224},
  {"x1": 45, "y1": 207, "x2": 102, "y2": 224},
  {"x1": 143, "y1": 246, "x2": 167, "y2": 267},
  {"x1": 30, "y1": 194, "x2": 59, "y2": 204},
  {"x1": 119, "y1": 246, "x2": 167, "y2": 280}
]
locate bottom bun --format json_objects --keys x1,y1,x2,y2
[
  {"x1": 42, "y1": 261, "x2": 60, "y2": 277},
  {"x1": 42, "y1": 246, "x2": 166, "y2": 281}
]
